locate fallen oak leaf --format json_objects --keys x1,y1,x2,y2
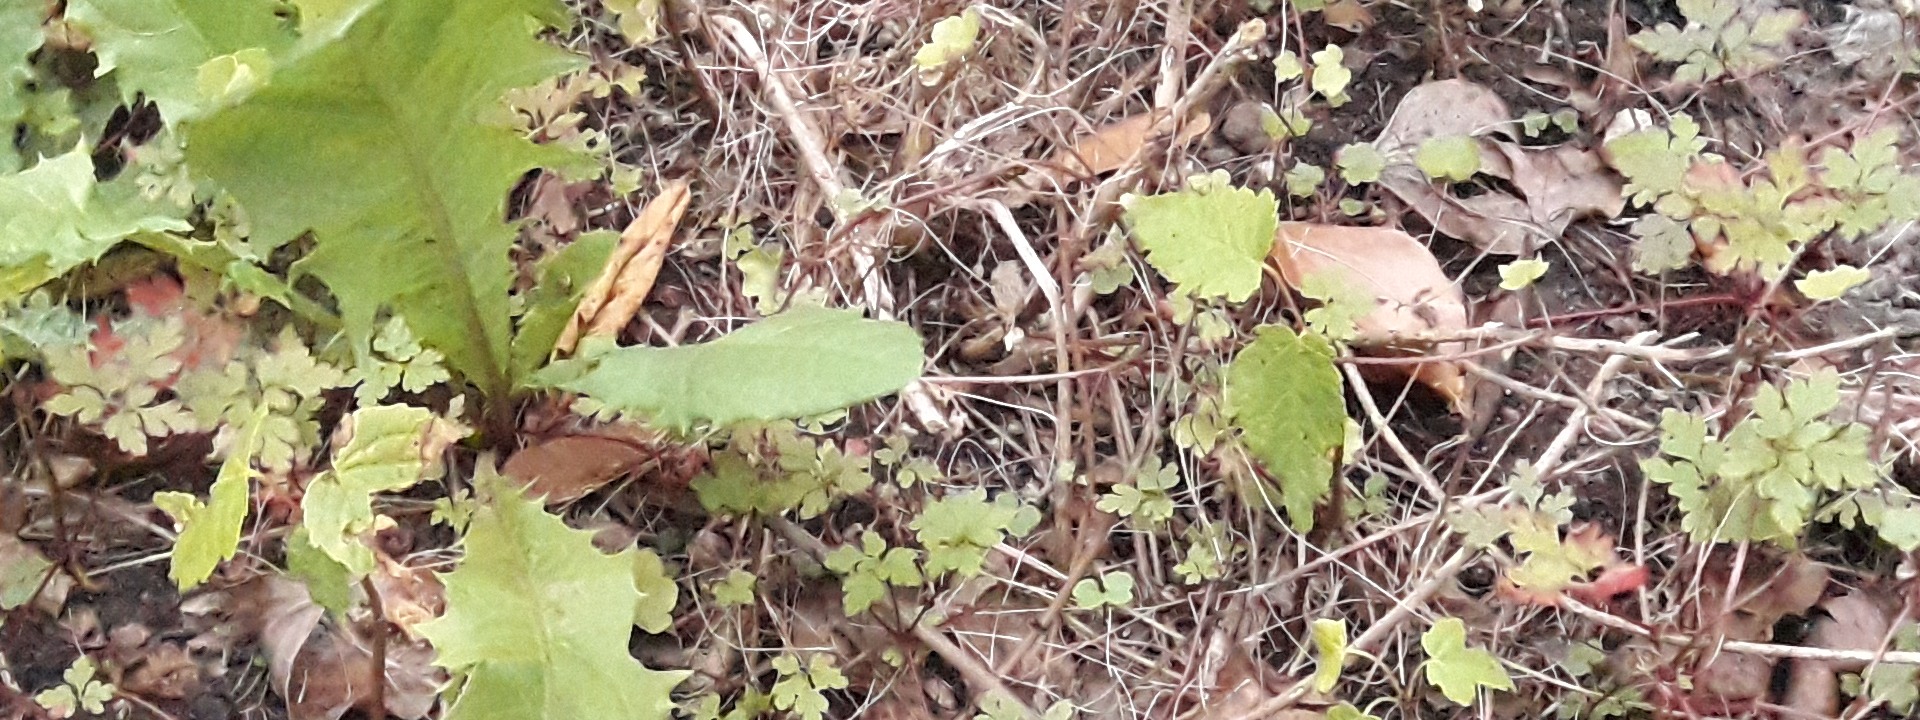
[{"x1": 1270, "y1": 222, "x2": 1470, "y2": 411}]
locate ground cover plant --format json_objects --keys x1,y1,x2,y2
[{"x1": 1, "y1": 1, "x2": 1919, "y2": 719}]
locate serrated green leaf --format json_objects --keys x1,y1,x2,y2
[
  {"x1": 1795, "y1": 265, "x2": 1870, "y2": 301},
  {"x1": 1605, "y1": 115, "x2": 1704, "y2": 207},
  {"x1": 417, "y1": 476, "x2": 688, "y2": 720},
  {"x1": 1422, "y1": 617, "x2": 1514, "y2": 705},
  {"x1": 711, "y1": 569, "x2": 756, "y2": 606},
  {"x1": 912, "y1": 490, "x2": 1039, "y2": 578},
  {"x1": 66, "y1": 0, "x2": 295, "y2": 122},
  {"x1": 1311, "y1": 618, "x2": 1348, "y2": 693},
  {"x1": 188, "y1": 0, "x2": 585, "y2": 401},
  {"x1": 771, "y1": 654, "x2": 847, "y2": 720},
  {"x1": 1497, "y1": 259, "x2": 1550, "y2": 290},
  {"x1": 301, "y1": 405, "x2": 452, "y2": 577},
  {"x1": 1335, "y1": 143, "x2": 1386, "y2": 184},
  {"x1": 1122, "y1": 171, "x2": 1278, "y2": 302},
  {"x1": 0, "y1": 151, "x2": 190, "y2": 301},
  {"x1": 154, "y1": 407, "x2": 267, "y2": 590},
  {"x1": 1877, "y1": 505, "x2": 1920, "y2": 552},
  {"x1": 1416, "y1": 136, "x2": 1482, "y2": 182},
  {"x1": 1284, "y1": 162, "x2": 1325, "y2": 198},
  {"x1": 1224, "y1": 326, "x2": 1345, "y2": 530},
  {"x1": 551, "y1": 306, "x2": 923, "y2": 429}
]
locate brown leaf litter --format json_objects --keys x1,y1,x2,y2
[{"x1": 1371, "y1": 79, "x2": 1624, "y2": 255}]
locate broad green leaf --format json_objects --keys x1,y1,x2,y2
[
  {"x1": 1069, "y1": 570, "x2": 1134, "y2": 609},
  {"x1": 1876, "y1": 505, "x2": 1920, "y2": 552},
  {"x1": 1497, "y1": 259, "x2": 1549, "y2": 290},
  {"x1": 1122, "y1": 171, "x2": 1278, "y2": 302},
  {"x1": 632, "y1": 548, "x2": 677, "y2": 633},
  {"x1": 512, "y1": 230, "x2": 616, "y2": 379},
  {"x1": 1422, "y1": 617, "x2": 1514, "y2": 705},
  {"x1": 66, "y1": 0, "x2": 294, "y2": 122},
  {"x1": 1795, "y1": 265, "x2": 1869, "y2": 301},
  {"x1": 153, "y1": 407, "x2": 267, "y2": 590},
  {"x1": 1225, "y1": 326, "x2": 1346, "y2": 530},
  {"x1": 285, "y1": 527, "x2": 353, "y2": 612},
  {"x1": 301, "y1": 405, "x2": 452, "y2": 577},
  {"x1": 551, "y1": 306, "x2": 923, "y2": 429},
  {"x1": 1284, "y1": 162, "x2": 1325, "y2": 198},
  {"x1": 1335, "y1": 143, "x2": 1385, "y2": 184},
  {"x1": 0, "y1": 151, "x2": 190, "y2": 301},
  {"x1": 0, "y1": 0, "x2": 42, "y2": 172},
  {"x1": 1311, "y1": 618, "x2": 1348, "y2": 693},
  {"x1": 1416, "y1": 136, "x2": 1482, "y2": 182},
  {"x1": 417, "y1": 477, "x2": 687, "y2": 720},
  {"x1": 914, "y1": 8, "x2": 981, "y2": 75},
  {"x1": 188, "y1": 0, "x2": 585, "y2": 400},
  {"x1": 1309, "y1": 45, "x2": 1350, "y2": 105},
  {"x1": 1273, "y1": 52, "x2": 1304, "y2": 81}
]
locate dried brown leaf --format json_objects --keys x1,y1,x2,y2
[
  {"x1": 1271, "y1": 222, "x2": 1470, "y2": 408},
  {"x1": 556, "y1": 179, "x2": 692, "y2": 354},
  {"x1": 1374, "y1": 80, "x2": 1622, "y2": 254},
  {"x1": 502, "y1": 434, "x2": 648, "y2": 505},
  {"x1": 1047, "y1": 110, "x2": 1213, "y2": 181}
]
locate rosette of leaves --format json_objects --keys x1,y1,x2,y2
[
  {"x1": 1642, "y1": 372, "x2": 1880, "y2": 546},
  {"x1": 175, "y1": 331, "x2": 348, "y2": 472},
  {"x1": 42, "y1": 316, "x2": 198, "y2": 456},
  {"x1": 1629, "y1": 0, "x2": 1802, "y2": 85}
]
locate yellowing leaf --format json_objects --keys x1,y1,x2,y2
[
  {"x1": 188, "y1": 0, "x2": 586, "y2": 400},
  {"x1": 417, "y1": 477, "x2": 688, "y2": 720},
  {"x1": 548, "y1": 306, "x2": 923, "y2": 429},
  {"x1": 1795, "y1": 265, "x2": 1870, "y2": 301},
  {"x1": 1225, "y1": 326, "x2": 1345, "y2": 530},
  {"x1": 1311, "y1": 618, "x2": 1348, "y2": 692},
  {"x1": 1273, "y1": 51, "x2": 1304, "y2": 81},
  {"x1": 301, "y1": 405, "x2": 457, "y2": 578},
  {"x1": 153, "y1": 406, "x2": 267, "y2": 590},
  {"x1": 1416, "y1": 135, "x2": 1482, "y2": 182},
  {"x1": 1122, "y1": 171, "x2": 1278, "y2": 302},
  {"x1": 1497, "y1": 259, "x2": 1550, "y2": 290},
  {"x1": 603, "y1": 0, "x2": 663, "y2": 46},
  {"x1": 914, "y1": 8, "x2": 981, "y2": 77},
  {"x1": 1310, "y1": 44, "x2": 1351, "y2": 106},
  {"x1": 1422, "y1": 617, "x2": 1513, "y2": 705}
]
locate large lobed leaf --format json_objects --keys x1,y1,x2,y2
[
  {"x1": 0, "y1": 151, "x2": 190, "y2": 301},
  {"x1": 417, "y1": 477, "x2": 686, "y2": 720},
  {"x1": 552, "y1": 306, "x2": 924, "y2": 429},
  {"x1": 187, "y1": 0, "x2": 583, "y2": 400},
  {"x1": 0, "y1": 0, "x2": 42, "y2": 172},
  {"x1": 65, "y1": 0, "x2": 294, "y2": 122},
  {"x1": 1224, "y1": 325, "x2": 1346, "y2": 531}
]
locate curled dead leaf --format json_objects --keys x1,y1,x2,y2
[
  {"x1": 1784, "y1": 588, "x2": 1904, "y2": 717},
  {"x1": 1270, "y1": 222, "x2": 1470, "y2": 410},
  {"x1": 556, "y1": 179, "x2": 692, "y2": 355},
  {"x1": 1373, "y1": 80, "x2": 1623, "y2": 254}
]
